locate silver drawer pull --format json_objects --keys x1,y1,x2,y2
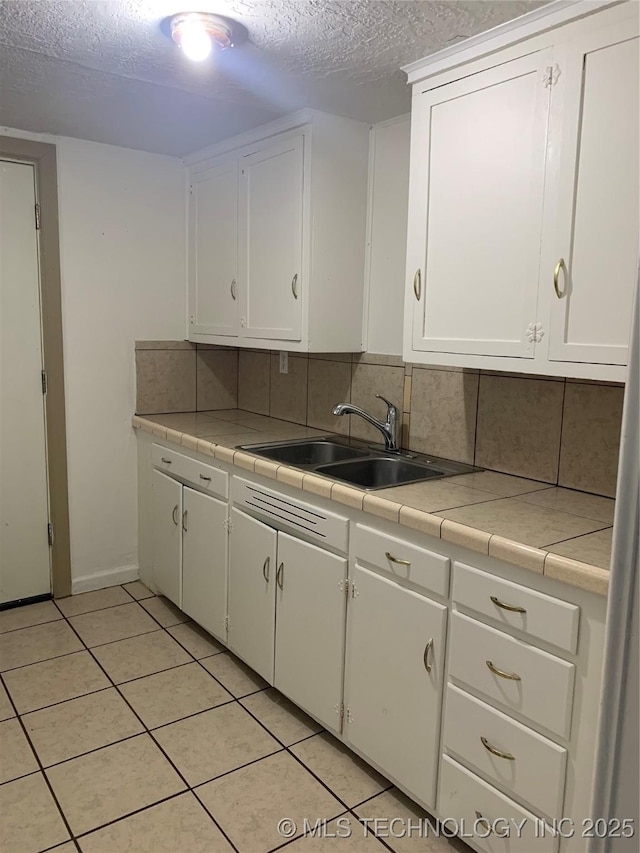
[
  {"x1": 475, "y1": 811, "x2": 492, "y2": 835},
  {"x1": 481, "y1": 736, "x2": 515, "y2": 761},
  {"x1": 291, "y1": 273, "x2": 298, "y2": 299},
  {"x1": 277, "y1": 562, "x2": 284, "y2": 590},
  {"x1": 199, "y1": 474, "x2": 212, "y2": 481},
  {"x1": 423, "y1": 637, "x2": 434, "y2": 673},
  {"x1": 385, "y1": 551, "x2": 411, "y2": 567},
  {"x1": 171, "y1": 504, "x2": 179, "y2": 526},
  {"x1": 262, "y1": 557, "x2": 270, "y2": 583},
  {"x1": 161, "y1": 457, "x2": 172, "y2": 464},
  {"x1": 486, "y1": 660, "x2": 521, "y2": 681},
  {"x1": 182, "y1": 509, "x2": 188, "y2": 532},
  {"x1": 490, "y1": 595, "x2": 526, "y2": 614},
  {"x1": 230, "y1": 278, "x2": 237, "y2": 300}
]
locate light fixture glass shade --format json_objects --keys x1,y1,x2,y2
[
  {"x1": 179, "y1": 16, "x2": 212, "y2": 61},
  {"x1": 170, "y1": 13, "x2": 233, "y2": 62}
]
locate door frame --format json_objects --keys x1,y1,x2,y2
[{"x1": 0, "y1": 136, "x2": 71, "y2": 599}]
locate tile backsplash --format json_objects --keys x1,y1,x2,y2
[{"x1": 135, "y1": 342, "x2": 624, "y2": 498}]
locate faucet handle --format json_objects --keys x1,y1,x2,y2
[{"x1": 376, "y1": 394, "x2": 398, "y2": 414}]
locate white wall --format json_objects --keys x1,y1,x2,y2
[
  {"x1": 2, "y1": 128, "x2": 186, "y2": 591},
  {"x1": 364, "y1": 115, "x2": 410, "y2": 355}
]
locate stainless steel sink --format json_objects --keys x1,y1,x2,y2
[
  {"x1": 316, "y1": 457, "x2": 447, "y2": 488},
  {"x1": 239, "y1": 436, "x2": 480, "y2": 490},
  {"x1": 246, "y1": 439, "x2": 368, "y2": 466}
]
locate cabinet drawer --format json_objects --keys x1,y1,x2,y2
[
  {"x1": 443, "y1": 684, "x2": 567, "y2": 818},
  {"x1": 449, "y1": 613, "x2": 575, "y2": 739},
  {"x1": 438, "y1": 756, "x2": 558, "y2": 853},
  {"x1": 152, "y1": 444, "x2": 228, "y2": 499},
  {"x1": 352, "y1": 523, "x2": 449, "y2": 597},
  {"x1": 453, "y1": 563, "x2": 580, "y2": 653}
]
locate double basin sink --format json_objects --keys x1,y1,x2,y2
[{"x1": 238, "y1": 437, "x2": 479, "y2": 490}]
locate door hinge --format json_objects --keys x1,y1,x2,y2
[
  {"x1": 47, "y1": 523, "x2": 54, "y2": 546},
  {"x1": 526, "y1": 322, "x2": 545, "y2": 343},
  {"x1": 41, "y1": 370, "x2": 48, "y2": 394},
  {"x1": 224, "y1": 615, "x2": 230, "y2": 632},
  {"x1": 335, "y1": 703, "x2": 344, "y2": 722},
  {"x1": 543, "y1": 64, "x2": 560, "y2": 87},
  {"x1": 35, "y1": 203, "x2": 41, "y2": 230},
  {"x1": 223, "y1": 517, "x2": 233, "y2": 533}
]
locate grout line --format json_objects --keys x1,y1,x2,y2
[
  {"x1": 555, "y1": 379, "x2": 568, "y2": 487},
  {"x1": 541, "y1": 523, "x2": 613, "y2": 549},
  {"x1": 0, "y1": 615, "x2": 64, "y2": 636},
  {"x1": 0, "y1": 672, "x2": 78, "y2": 844}
]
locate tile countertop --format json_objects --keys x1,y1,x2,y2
[{"x1": 132, "y1": 410, "x2": 614, "y2": 597}]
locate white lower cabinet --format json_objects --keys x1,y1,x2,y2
[
  {"x1": 343, "y1": 563, "x2": 447, "y2": 809},
  {"x1": 181, "y1": 488, "x2": 228, "y2": 643},
  {"x1": 139, "y1": 444, "x2": 604, "y2": 852},
  {"x1": 150, "y1": 446, "x2": 229, "y2": 637},
  {"x1": 151, "y1": 469, "x2": 183, "y2": 608},
  {"x1": 274, "y1": 532, "x2": 347, "y2": 733},
  {"x1": 227, "y1": 507, "x2": 277, "y2": 683},
  {"x1": 228, "y1": 508, "x2": 348, "y2": 731}
]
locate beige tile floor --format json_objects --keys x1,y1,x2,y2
[{"x1": 0, "y1": 586, "x2": 469, "y2": 853}]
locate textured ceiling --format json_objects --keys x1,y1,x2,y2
[{"x1": 0, "y1": 0, "x2": 549, "y2": 156}]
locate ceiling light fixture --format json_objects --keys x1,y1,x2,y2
[{"x1": 169, "y1": 12, "x2": 233, "y2": 62}]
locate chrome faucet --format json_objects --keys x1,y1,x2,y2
[{"x1": 332, "y1": 395, "x2": 400, "y2": 452}]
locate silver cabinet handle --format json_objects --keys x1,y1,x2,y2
[
  {"x1": 413, "y1": 268, "x2": 421, "y2": 301},
  {"x1": 230, "y1": 279, "x2": 237, "y2": 300},
  {"x1": 475, "y1": 812, "x2": 492, "y2": 835},
  {"x1": 553, "y1": 258, "x2": 567, "y2": 298},
  {"x1": 262, "y1": 557, "x2": 270, "y2": 582},
  {"x1": 423, "y1": 637, "x2": 434, "y2": 673},
  {"x1": 172, "y1": 504, "x2": 179, "y2": 525},
  {"x1": 481, "y1": 736, "x2": 515, "y2": 761},
  {"x1": 385, "y1": 551, "x2": 411, "y2": 567},
  {"x1": 490, "y1": 595, "x2": 526, "y2": 614},
  {"x1": 182, "y1": 509, "x2": 188, "y2": 532},
  {"x1": 199, "y1": 474, "x2": 211, "y2": 481},
  {"x1": 161, "y1": 457, "x2": 172, "y2": 464},
  {"x1": 276, "y1": 562, "x2": 284, "y2": 589},
  {"x1": 291, "y1": 273, "x2": 298, "y2": 299},
  {"x1": 486, "y1": 660, "x2": 521, "y2": 681}
]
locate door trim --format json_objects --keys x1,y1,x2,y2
[{"x1": 0, "y1": 136, "x2": 71, "y2": 599}]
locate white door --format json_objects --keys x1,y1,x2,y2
[
  {"x1": 239, "y1": 134, "x2": 303, "y2": 342},
  {"x1": 406, "y1": 51, "x2": 552, "y2": 359},
  {"x1": 188, "y1": 159, "x2": 239, "y2": 337},
  {"x1": 344, "y1": 564, "x2": 447, "y2": 808},
  {"x1": 0, "y1": 160, "x2": 51, "y2": 604},
  {"x1": 181, "y1": 487, "x2": 228, "y2": 643},
  {"x1": 151, "y1": 470, "x2": 182, "y2": 608},
  {"x1": 546, "y1": 20, "x2": 639, "y2": 365},
  {"x1": 228, "y1": 508, "x2": 277, "y2": 682},
  {"x1": 274, "y1": 532, "x2": 347, "y2": 733}
]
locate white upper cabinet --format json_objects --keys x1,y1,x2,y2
[
  {"x1": 545, "y1": 18, "x2": 639, "y2": 366},
  {"x1": 188, "y1": 159, "x2": 238, "y2": 338},
  {"x1": 404, "y1": 1, "x2": 639, "y2": 381},
  {"x1": 407, "y1": 51, "x2": 551, "y2": 359},
  {"x1": 187, "y1": 110, "x2": 369, "y2": 352},
  {"x1": 239, "y1": 135, "x2": 303, "y2": 342}
]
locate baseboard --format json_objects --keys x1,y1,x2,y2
[{"x1": 71, "y1": 565, "x2": 139, "y2": 595}]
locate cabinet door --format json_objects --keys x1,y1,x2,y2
[
  {"x1": 239, "y1": 134, "x2": 303, "y2": 341},
  {"x1": 181, "y1": 487, "x2": 228, "y2": 643},
  {"x1": 406, "y1": 51, "x2": 551, "y2": 359},
  {"x1": 151, "y1": 470, "x2": 182, "y2": 608},
  {"x1": 227, "y1": 508, "x2": 277, "y2": 682},
  {"x1": 188, "y1": 159, "x2": 239, "y2": 337},
  {"x1": 274, "y1": 532, "x2": 347, "y2": 733},
  {"x1": 546, "y1": 19, "x2": 639, "y2": 366},
  {"x1": 344, "y1": 564, "x2": 447, "y2": 808}
]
